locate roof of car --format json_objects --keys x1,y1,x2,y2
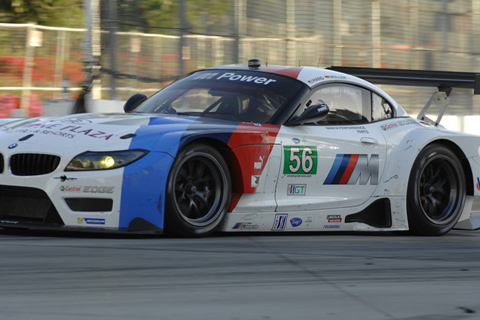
[
  {"x1": 207, "y1": 64, "x2": 404, "y2": 114},
  {"x1": 208, "y1": 64, "x2": 383, "y2": 90}
]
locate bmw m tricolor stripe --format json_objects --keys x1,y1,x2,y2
[
  {"x1": 324, "y1": 154, "x2": 358, "y2": 185},
  {"x1": 324, "y1": 154, "x2": 379, "y2": 185}
]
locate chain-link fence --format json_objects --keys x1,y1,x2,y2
[{"x1": 1, "y1": 0, "x2": 480, "y2": 117}]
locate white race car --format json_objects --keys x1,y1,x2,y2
[{"x1": 0, "y1": 59, "x2": 479, "y2": 237}]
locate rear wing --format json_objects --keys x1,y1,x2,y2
[{"x1": 327, "y1": 66, "x2": 480, "y2": 126}]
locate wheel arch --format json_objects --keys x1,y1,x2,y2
[
  {"x1": 424, "y1": 139, "x2": 473, "y2": 196},
  {"x1": 179, "y1": 137, "x2": 245, "y2": 195}
]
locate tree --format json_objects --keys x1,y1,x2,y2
[
  {"x1": 0, "y1": 0, "x2": 84, "y2": 27},
  {"x1": 1, "y1": 0, "x2": 231, "y2": 33},
  {"x1": 111, "y1": 0, "x2": 231, "y2": 35}
]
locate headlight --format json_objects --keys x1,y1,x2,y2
[{"x1": 65, "y1": 149, "x2": 149, "y2": 171}]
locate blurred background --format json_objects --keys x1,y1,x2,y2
[{"x1": 1, "y1": 0, "x2": 480, "y2": 131}]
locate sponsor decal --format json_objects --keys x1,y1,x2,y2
[
  {"x1": 232, "y1": 222, "x2": 259, "y2": 230},
  {"x1": 272, "y1": 214, "x2": 288, "y2": 231},
  {"x1": 290, "y1": 217, "x2": 302, "y2": 227},
  {"x1": 324, "y1": 75, "x2": 347, "y2": 80},
  {"x1": 381, "y1": 123, "x2": 398, "y2": 131},
  {"x1": 327, "y1": 215, "x2": 342, "y2": 223},
  {"x1": 381, "y1": 119, "x2": 417, "y2": 131},
  {"x1": 83, "y1": 186, "x2": 114, "y2": 193},
  {"x1": 251, "y1": 175, "x2": 260, "y2": 188},
  {"x1": 304, "y1": 216, "x2": 314, "y2": 227},
  {"x1": 316, "y1": 104, "x2": 329, "y2": 114},
  {"x1": 324, "y1": 225, "x2": 340, "y2": 229},
  {"x1": 325, "y1": 126, "x2": 367, "y2": 131},
  {"x1": 477, "y1": 177, "x2": 480, "y2": 191},
  {"x1": 324, "y1": 154, "x2": 379, "y2": 185},
  {"x1": 77, "y1": 218, "x2": 105, "y2": 225},
  {"x1": 254, "y1": 156, "x2": 264, "y2": 170},
  {"x1": 191, "y1": 72, "x2": 277, "y2": 85},
  {"x1": 10, "y1": 121, "x2": 116, "y2": 140},
  {"x1": 292, "y1": 138, "x2": 301, "y2": 144},
  {"x1": 357, "y1": 129, "x2": 369, "y2": 134},
  {"x1": 54, "y1": 175, "x2": 77, "y2": 182},
  {"x1": 283, "y1": 146, "x2": 317, "y2": 175},
  {"x1": 0, "y1": 220, "x2": 19, "y2": 224},
  {"x1": 190, "y1": 72, "x2": 218, "y2": 80},
  {"x1": 241, "y1": 122, "x2": 262, "y2": 127},
  {"x1": 216, "y1": 73, "x2": 277, "y2": 85},
  {"x1": 51, "y1": 118, "x2": 93, "y2": 124},
  {"x1": 397, "y1": 119, "x2": 417, "y2": 126},
  {"x1": 307, "y1": 76, "x2": 325, "y2": 84},
  {"x1": 287, "y1": 184, "x2": 306, "y2": 196},
  {"x1": 54, "y1": 125, "x2": 114, "y2": 140},
  {"x1": 59, "y1": 185, "x2": 115, "y2": 193},
  {"x1": 60, "y1": 185, "x2": 81, "y2": 192}
]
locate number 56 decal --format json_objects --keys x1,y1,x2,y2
[{"x1": 283, "y1": 146, "x2": 317, "y2": 175}]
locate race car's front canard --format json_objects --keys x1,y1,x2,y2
[{"x1": 1, "y1": 59, "x2": 480, "y2": 237}]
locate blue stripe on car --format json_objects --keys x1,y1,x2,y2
[
  {"x1": 332, "y1": 154, "x2": 351, "y2": 184},
  {"x1": 118, "y1": 116, "x2": 197, "y2": 231},
  {"x1": 324, "y1": 154, "x2": 345, "y2": 184}
]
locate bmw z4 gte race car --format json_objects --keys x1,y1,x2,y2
[{"x1": 1, "y1": 59, "x2": 480, "y2": 237}]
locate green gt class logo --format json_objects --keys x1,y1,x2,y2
[{"x1": 283, "y1": 146, "x2": 317, "y2": 175}]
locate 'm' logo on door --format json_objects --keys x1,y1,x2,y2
[{"x1": 324, "y1": 154, "x2": 379, "y2": 185}]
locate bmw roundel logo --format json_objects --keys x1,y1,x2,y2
[{"x1": 8, "y1": 143, "x2": 18, "y2": 149}]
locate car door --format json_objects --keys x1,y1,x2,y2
[{"x1": 275, "y1": 83, "x2": 391, "y2": 212}]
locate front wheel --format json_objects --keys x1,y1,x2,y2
[
  {"x1": 165, "y1": 144, "x2": 231, "y2": 237},
  {"x1": 407, "y1": 144, "x2": 466, "y2": 236}
]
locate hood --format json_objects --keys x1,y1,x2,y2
[
  {"x1": 0, "y1": 113, "x2": 245, "y2": 156},
  {"x1": 0, "y1": 113, "x2": 151, "y2": 152}
]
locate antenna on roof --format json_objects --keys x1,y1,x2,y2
[
  {"x1": 298, "y1": 60, "x2": 301, "y2": 67},
  {"x1": 317, "y1": 57, "x2": 322, "y2": 68},
  {"x1": 266, "y1": 57, "x2": 268, "y2": 67}
]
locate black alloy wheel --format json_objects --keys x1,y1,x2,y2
[
  {"x1": 407, "y1": 144, "x2": 466, "y2": 236},
  {"x1": 165, "y1": 144, "x2": 231, "y2": 237}
]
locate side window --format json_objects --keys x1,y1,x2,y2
[
  {"x1": 304, "y1": 84, "x2": 371, "y2": 125},
  {"x1": 372, "y1": 93, "x2": 393, "y2": 121}
]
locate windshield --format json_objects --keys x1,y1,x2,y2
[{"x1": 134, "y1": 70, "x2": 304, "y2": 123}]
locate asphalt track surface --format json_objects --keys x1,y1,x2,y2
[{"x1": 1, "y1": 227, "x2": 480, "y2": 320}]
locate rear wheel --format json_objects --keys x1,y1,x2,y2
[
  {"x1": 165, "y1": 144, "x2": 231, "y2": 237},
  {"x1": 407, "y1": 144, "x2": 466, "y2": 236}
]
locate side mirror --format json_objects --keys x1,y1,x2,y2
[
  {"x1": 123, "y1": 93, "x2": 147, "y2": 113},
  {"x1": 285, "y1": 103, "x2": 329, "y2": 126}
]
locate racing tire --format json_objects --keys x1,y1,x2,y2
[
  {"x1": 407, "y1": 144, "x2": 466, "y2": 236},
  {"x1": 165, "y1": 144, "x2": 231, "y2": 237}
]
